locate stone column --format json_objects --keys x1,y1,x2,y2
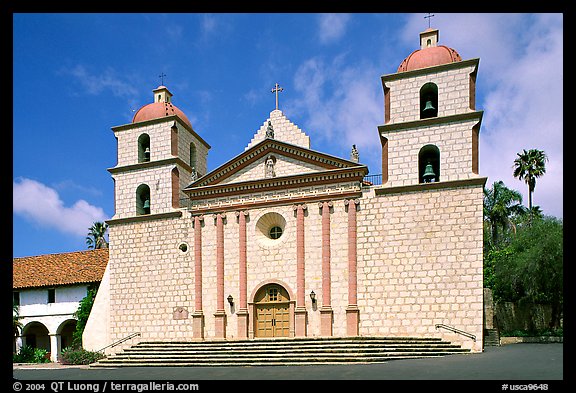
[
  {"x1": 49, "y1": 334, "x2": 59, "y2": 362},
  {"x1": 236, "y1": 210, "x2": 249, "y2": 339},
  {"x1": 293, "y1": 204, "x2": 308, "y2": 336},
  {"x1": 192, "y1": 215, "x2": 204, "y2": 339},
  {"x1": 214, "y1": 213, "x2": 227, "y2": 339},
  {"x1": 319, "y1": 201, "x2": 333, "y2": 336},
  {"x1": 345, "y1": 198, "x2": 360, "y2": 336}
]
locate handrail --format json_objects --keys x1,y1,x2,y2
[
  {"x1": 435, "y1": 324, "x2": 476, "y2": 341},
  {"x1": 97, "y1": 332, "x2": 141, "y2": 353}
]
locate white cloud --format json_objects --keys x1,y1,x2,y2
[
  {"x1": 62, "y1": 64, "x2": 139, "y2": 99},
  {"x1": 288, "y1": 55, "x2": 382, "y2": 170},
  {"x1": 13, "y1": 177, "x2": 108, "y2": 237},
  {"x1": 318, "y1": 13, "x2": 351, "y2": 44}
]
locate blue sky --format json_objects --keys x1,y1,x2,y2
[{"x1": 13, "y1": 13, "x2": 563, "y2": 258}]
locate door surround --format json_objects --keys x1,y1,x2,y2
[{"x1": 248, "y1": 279, "x2": 295, "y2": 339}]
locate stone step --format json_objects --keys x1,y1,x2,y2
[{"x1": 91, "y1": 337, "x2": 470, "y2": 368}]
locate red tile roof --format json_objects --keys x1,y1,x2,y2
[{"x1": 13, "y1": 249, "x2": 109, "y2": 289}]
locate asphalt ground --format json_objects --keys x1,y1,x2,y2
[{"x1": 11, "y1": 344, "x2": 566, "y2": 391}]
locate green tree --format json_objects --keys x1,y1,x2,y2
[
  {"x1": 13, "y1": 302, "x2": 22, "y2": 337},
  {"x1": 72, "y1": 287, "x2": 98, "y2": 348},
  {"x1": 490, "y1": 216, "x2": 563, "y2": 328},
  {"x1": 483, "y1": 181, "x2": 525, "y2": 247},
  {"x1": 513, "y1": 148, "x2": 548, "y2": 211},
  {"x1": 86, "y1": 221, "x2": 109, "y2": 249}
]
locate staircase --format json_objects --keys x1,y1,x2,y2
[
  {"x1": 91, "y1": 336, "x2": 470, "y2": 367},
  {"x1": 484, "y1": 329, "x2": 500, "y2": 346}
]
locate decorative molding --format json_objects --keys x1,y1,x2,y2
[
  {"x1": 108, "y1": 157, "x2": 193, "y2": 175},
  {"x1": 381, "y1": 58, "x2": 480, "y2": 83},
  {"x1": 106, "y1": 211, "x2": 182, "y2": 226},
  {"x1": 377, "y1": 111, "x2": 483, "y2": 135},
  {"x1": 374, "y1": 177, "x2": 488, "y2": 196}
]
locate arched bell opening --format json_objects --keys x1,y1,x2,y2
[
  {"x1": 420, "y1": 82, "x2": 438, "y2": 119},
  {"x1": 418, "y1": 144, "x2": 440, "y2": 183},
  {"x1": 136, "y1": 184, "x2": 151, "y2": 215},
  {"x1": 138, "y1": 133, "x2": 151, "y2": 163}
]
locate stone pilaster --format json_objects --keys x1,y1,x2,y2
[
  {"x1": 236, "y1": 210, "x2": 249, "y2": 339},
  {"x1": 319, "y1": 201, "x2": 333, "y2": 336},
  {"x1": 345, "y1": 198, "x2": 360, "y2": 336},
  {"x1": 293, "y1": 204, "x2": 308, "y2": 337},
  {"x1": 192, "y1": 215, "x2": 204, "y2": 339},
  {"x1": 214, "y1": 213, "x2": 226, "y2": 339}
]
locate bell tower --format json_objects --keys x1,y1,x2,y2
[
  {"x1": 108, "y1": 86, "x2": 210, "y2": 220},
  {"x1": 379, "y1": 27, "x2": 482, "y2": 187}
]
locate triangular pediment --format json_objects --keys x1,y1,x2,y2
[{"x1": 185, "y1": 138, "x2": 365, "y2": 189}]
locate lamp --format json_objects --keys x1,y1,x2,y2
[
  {"x1": 310, "y1": 291, "x2": 316, "y2": 304},
  {"x1": 227, "y1": 295, "x2": 234, "y2": 306}
]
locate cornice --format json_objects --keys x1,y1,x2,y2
[
  {"x1": 374, "y1": 177, "x2": 487, "y2": 196},
  {"x1": 108, "y1": 157, "x2": 193, "y2": 174},
  {"x1": 111, "y1": 115, "x2": 211, "y2": 150},
  {"x1": 106, "y1": 211, "x2": 182, "y2": 226},
  {"x1": 381, "y1": 58, "x2": 480, "y2": 84},
  {"x1": 378, "y1": 111, "x2": 483, "y2": 135},
  {"x1": 185, "y1": 167, "x2": 368, "y2": 201}
]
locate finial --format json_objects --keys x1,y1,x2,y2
[
  {"x1": 424, "y1": 13, "x2": 435, "y2": 29},
  {"x1": 271, "y1": 83, "x2": 284, "y2": 110},
  {"x1": 159, "y1": 72, "x2": 166, "y2": 86}
]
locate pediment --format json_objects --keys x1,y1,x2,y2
[{"x1": 185, "y1": 138, "x2": 365, "y2": 189}]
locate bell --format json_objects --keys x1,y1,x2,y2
[
  {"x1": 422, "y1": 100, "x2": 436, "y2": 117},
  {"x1": 423, "y1": 163, "x2": 436, "y2": 182},
  {"x1": 144, "y1": 147, "x2": 150, "y2": 161},
  {"x1": 143, "y1": 198, "x2": 150, "y2": 210}
]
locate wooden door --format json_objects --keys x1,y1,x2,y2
[{"x1": 254, "y1": 284, "x2": 291, "y2": 338}]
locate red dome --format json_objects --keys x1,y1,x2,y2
[
  {"x1": 398, "y1": 45, "x2": 462, "y2": 72},
  {"x1": 132, "y1": 101, "x2": 193, "y2": 129}
]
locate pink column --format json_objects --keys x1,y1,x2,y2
[
  {"x1": 214, "y1": 213, "x2": 227, "y2": 339},
  {"x1": 293, "y1": 204, "x2": 307, "y2": 336},
  {"x1": 345, "y1": 199, "x2": 360, "y2": 336},
  {"x1": 192, "y1": 215, "x2": 204, "y2": 339},
  {"x1": 236, "y1": 210, "x2": 249, "y2": 339},
  {"x1": 319, "y1": 201, "x2": 333, "y2": 336}
]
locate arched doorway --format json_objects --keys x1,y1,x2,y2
[
  {"x1": 22, "y1": 322, "x2": 50, "y2": 352},
  {"x1": 58, "y1": 319, "x2": 77, "y2": 352},
  {"x1": 253, "y1": 284, "x2": 291, "y2": 338}
]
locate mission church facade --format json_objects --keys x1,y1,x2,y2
[{"x1": 84, "y1": 28, "x2": 486, "y2": 353}]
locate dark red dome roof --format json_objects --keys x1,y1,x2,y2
[
  {"x1": 132, "y1": 101, "x2": 192, "y2": 129},
  {"x1": 398, "y1": 45, "x2": 462, "y2": 72}
]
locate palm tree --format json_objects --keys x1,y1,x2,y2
[
  {"x1": 513, "y1": 149, "x2": 548, "y2": 210},
  {"x1": 483, "y1": 181, "x2": 525, "y2": 247},
  {"x1": 86, "y1": 221, "x2": 109, "y2": 249}
]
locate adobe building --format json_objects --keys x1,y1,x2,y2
[{"x1": 84, "y1": 27, "x2": 486, "y2": 353}]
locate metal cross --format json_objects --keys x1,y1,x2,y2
[
  {"x1": 271, "y1": 83, "x2": 284, "y2": 110},
  {"x1": 424, "y1": 13, "x2": 435, "y2": 28},
  {"x1": 159, "y1": 72, "x2": 166, "y2": 85}
]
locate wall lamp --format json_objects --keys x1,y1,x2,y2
[
  {"x1": 227, "y1": 295, "x2": 234, "y2": 306},
  {"x1": 310, "y1": 291, "x2": 316, "y2": 305}
]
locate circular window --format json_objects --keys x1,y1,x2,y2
[
  {"x1": 178, "y1": 242, "x2": 189, "y2": 253},
  {"x1": 255, "y1": 212, "x2": 287, "y2": 247}
]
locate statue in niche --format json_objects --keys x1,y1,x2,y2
[
  {"x1": 265, "y1": 155, "x2": 276, "y2": 178},
  {"x1": 265, "y1": 121, "x2": 275, "y2": 139}
]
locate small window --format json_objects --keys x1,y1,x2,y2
[
  {"x1": 269, "y1": 226, "x2": 283, "y2": 240},
  {"x1": 13, "y1": 291, "x2": 20, "y2": 306},
  {"x1": 48, "y1": 289, "x2": 56, "y2": 304},
  {"x1": 138, "y1": 134, "x2": 151, "y2": 163},
  {"x1": 268, "y1": 287, "x2": 279, "y2": 302}
]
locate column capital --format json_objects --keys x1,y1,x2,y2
[
  {"x1": 318, "y1": 201, "x2": 333, "y2": 209},
  {"x1": 235, "y1": 210, "x2": 249, "y2": 217},
  {"x1": 292, "y1": 203, "x2": 308, "y2": 211},
  {"x1": 344, "y1": 198, "x2": 360, "y2": 206}
]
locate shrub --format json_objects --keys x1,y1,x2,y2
[
  {"x1": 13, "y1": 346, "x2": 50, "y2": 363},
  {"x1": 59, "y1": 347, "x2": 105, "y2": 365}
]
